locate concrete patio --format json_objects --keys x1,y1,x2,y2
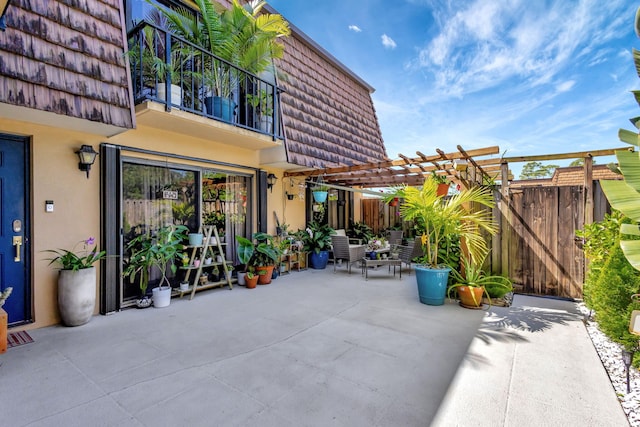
[{"x1": 0, "y1": 266, "x2": 628, "y2": 426}]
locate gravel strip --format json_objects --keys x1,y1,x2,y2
[{"x1": 579, "y1": 303, "x2": 640, "y2": 426}]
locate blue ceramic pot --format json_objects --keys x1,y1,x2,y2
[
  {"x1": 415, "y1": 265, "x2": 451, "y2": 305},
  {"x1": 310, "y1": 251, "x2": 329, "y2": 269}
]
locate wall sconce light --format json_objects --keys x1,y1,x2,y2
[
  {"x1": 75, "y1": 144, "x2": 98, "y2": 178},
  {"x1": 266, "y1": 173, "x2": 277, "y2": 193},
  {"x1": 285, "y1": 192, "x2": 295, "y2": 200}
]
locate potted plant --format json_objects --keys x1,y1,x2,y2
[
  {"x1": 247, "y1": 88, "x2": 274, "y2": 132},
  {"x1": 150, "y1": 0, "x2": 290, "y2": 121},
  {"x1": 124, "y1": 225, "x2": 189, "y2": 308},
  {"x1": 311, "y1": 184, "x2": 330, "y2": 203},
  {"x1": 126, "y1": 17, "x2": 188, "y2": 107},
  {"x1": 236, "y1": 232, "x2": 281, "y2": 285},
  {"x1": 448, "y1": 253, "x2": 513, "y2": 308},
  {"x1": 244, "y1": 271, "x2": 259, "y2": 289},
  {"x1": 44, "y1": 237, "x2": 107, "y2": 326},
  {"x1": 386, "y1": 178, "x2": 497, "y2": 305},
  {"x1": 301, "y1": 221, "x2": 335, "y2": 269},
  {"x1": 431, "y1": 170, "x2": 450, "y2": 197}
]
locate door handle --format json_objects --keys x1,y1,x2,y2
[{"x1": 13, "y1": 236, "x2": 22, "y2": 262}]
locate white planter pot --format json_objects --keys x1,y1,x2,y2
[
  {"x1": 156, "y1": 84, "x2": 183, "y2": 106},
  {"x1": 259, "y1": 116, "x2": 273, "y2": 133},
  {"x1": 152, "y1": 286, "x2": 172, "y2": 308},
  {"x1": 237, "y1": 271, "x2": 246, "y2": 286},
  {"x1": 58, "y1": 267, "x2": 96, "y2": 326}
]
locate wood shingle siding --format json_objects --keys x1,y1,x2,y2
[
  {"x1": 0, "y1": 0, "x2": 133, "y2": 130},
  {"x1": 276, "y1": 22, "x2": 387, "y2": 168}
]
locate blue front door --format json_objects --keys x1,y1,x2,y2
[{"x1": 0, "y1": 135, "x2": 30, "y2": 325}]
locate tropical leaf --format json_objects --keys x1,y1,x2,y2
[
  {"x1": 619, "y1": 128, "x2": 640, "y2": 146},
  {"x1": 621, "y1": 240, "x2": 640, "y2": 270}
]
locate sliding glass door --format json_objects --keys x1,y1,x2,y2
[{"x1": 121, "y1": 162, "x2": 197, "y2": 303}]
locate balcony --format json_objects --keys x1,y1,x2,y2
[{"x1": 127, "y1": 21, "x2": 284, "y2": 148}]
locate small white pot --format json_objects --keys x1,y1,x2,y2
[
  {"x1": 237, "y1": 271, "x2": 246, "y2": 286},
  {"x1": 152, "y1": 286, "x2": 172, "y2": 308}
]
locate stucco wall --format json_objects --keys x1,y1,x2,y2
[{"x1": 2, "y1": 117, "x2": 291, "y2": 330}]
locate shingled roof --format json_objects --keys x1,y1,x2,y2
[
  {"x1": 510, "y1": 164, "x2": 622, "y2": 188},
  {"x1": 275, "y1": 27, "x2": 388, "y2": 169},
  {"x1": 0, "y1": 0, "x2": 133, "y2": 133}
]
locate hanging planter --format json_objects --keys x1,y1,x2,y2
[
  {"x1": 389, "y1": 197, "x2": 399, "y2": 207},
  {"x1": 436, "y1": 183, "x2": 450, "y2": 197},
  {"x1": 312, "y1": 190, "x2": 328, "y2": 203}
]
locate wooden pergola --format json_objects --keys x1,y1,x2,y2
[{"x1": 283, "y1": 145, "x2": 632, "y2": 193}]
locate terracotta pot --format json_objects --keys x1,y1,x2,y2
[
  {"x1": 256, "y1": 265, "x2": 274, "y2": 284},
  {"x1": 245, "y1": 274, "x2": 258, "y2": 289},
  {"x1": 437, "y1": 183, "x2": 450, "y2": 197},
  {"x1": 457, "y1": 285, "x2": 485, "y2": 308}
]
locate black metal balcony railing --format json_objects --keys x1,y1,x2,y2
[{"x1": 127, "y1": 21, "x2": 283, "y2": 139}]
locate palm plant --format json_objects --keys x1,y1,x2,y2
[
  {"x1": 448, "y1": 253, "x2": 513, "y2": 301},
  {"x1": 386, "y1": 178, "x2": 497, "y2": 268},
  {"x1": 600, "y1": 7, "x2": 640, "y2": 270},
  {"x1": 148, "y1": 0, "x2": 290, "y2": 98}
]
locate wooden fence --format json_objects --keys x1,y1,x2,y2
[
  {"x1": 361, "y1": 199, "x2": 402, "y2": 235},
  {"x1": 495, "y1": 182, "x2": 609, "y2": 299}
]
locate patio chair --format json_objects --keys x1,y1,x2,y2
[
  {"x1": 334, "y1": 229, "x2": 362, "y2": 245},
  {"x1": 396, "y1": 239, "x2": 424, "y2": 274},
  {"x1": 331, "y1": 235, "x2": 366, "y2": 273},
  {"x1": 386, "y1": 230, "x2": 403, "y2": 246}
]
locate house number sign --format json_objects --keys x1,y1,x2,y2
[{"x1": 162, "y1": 190, "x2": 179, "y2": 200}]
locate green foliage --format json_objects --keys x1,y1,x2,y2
[
  {"x1": 300, "y1": 221, "x2": 334, "y2": 255},
  {"x1": 348, "y1": 221, "x2": 374, "y2": 243},
  {"x1": 438, "y1": 232, "x2": 461, "y2": 271},
  {"x1": 590, "y1": 6, "x2": 640, "y2": 354},
  {"x1": 246, "y1": 89, "x2": 273, "y2": 116},
  {"x1": 569, "y1": 158, "x2": 597, "y2": 167},
  {"x1": 386, "y1": 179, "x2": 497, "y2": 268},
  {"x1": 587, "y1": 244, "x2": 640, "y2": 351},
  {"x1": 519, "y1": 161, "x2": 559, "y2": 179},
  {"x1": 45, "y1": 238, "x2": 107, "y2": 271},
  {"x1": 448, "y1": 253, "x2": 513, "y2": 299},
  {"x1": 124, "y1": 225, "x2": 189, "y2": 294},
  {"x1": 203, "y1": 210, "x2": 225, "y2": 231},
  {"x1": 235, "y1": 232, "x2": 280, "y2": 268},
  {"x1": 579, "y1": 211, "x2": 640, "y2": 350},
  {"x1": 431, "y1": 170, "x2": 448, "y2": 184}
]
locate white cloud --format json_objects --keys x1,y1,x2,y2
[
  {"x1": 414, "y1": 0, "x2": 630, "y2": 99},
  {"x1": 381, "y1": 34, "x2": 397, "y2": 49},
  {"x1": 348, "y1": 25, "x2": 362, "y2": 33},
  {"x1": 556, "y1": 80, "x2": 575, "y2": 93}
]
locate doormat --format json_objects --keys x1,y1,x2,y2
[{"x1": 7, "y1": 330, "x2": 33, "y2": 348}]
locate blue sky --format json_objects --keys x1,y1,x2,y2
[{"x1": 268, "y1": 0, "x2": 639, "y2": 178}]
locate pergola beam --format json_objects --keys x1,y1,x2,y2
[{"x1": 501, "y1": 147, "x2": 633, "y2": 163}]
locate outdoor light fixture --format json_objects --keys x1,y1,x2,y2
[
  {"x1": 453, "y1": 159, "x2": 468, "y2": 171},
  {"x1": 266, "y1": 173, "x2": 277, "y2": 193},
  {"x1": 622, "y1": 349, "x2": 634, "y2": 393},
  {"x1": 75, "y1": 144, "x2": 98, "y2": 178},
  {"x1": 285, "y1": 192, "x2": 295, "y2": 200}
]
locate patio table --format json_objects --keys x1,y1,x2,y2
[{"x1": 361, "y1": 257, "x2": 402, "y2": 280}]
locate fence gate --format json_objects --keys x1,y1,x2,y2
[{"x1": 499, "y1": 183, "x2": 608, "y2": 299}]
